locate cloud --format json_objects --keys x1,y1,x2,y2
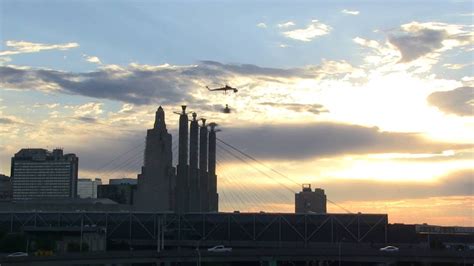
[
  {"x1": 387, "y1": 21, "x2": 473, "y2": 62},
  {"x1": 282, "y1": 20, "x2": 331, "y2": 42},
  {"x1": 0, "y1": 60, "x2": 359, "y2": 106},
  {"x1": 83, "y1": 54, "x2": 102, "y2": 64},
  {"x1": 256, "y1": 22, "x2": 267, "y2": 28},
  {"x1": 0, "y1": 115, "x2": 26, "y2": 125},
  {"x1": 72, "y1": 102, "x2": 104, "y2": 117},
  {"x1": 341, "y1": 9, "x2": 360, "y2": 15},
  {"x1": 0, "y1": 57, "x2": 11, "y2": 65},
  {"x1": 33, "y1": 103, "x2": 60, "y2": 109},
  {"x1": 0, "y1": 117, "x2": 16, "y2": 124},
  {"x1": 0, "y1": 40, "x2": 79, "y2": 56},
  {"x1": 75, "y1": 116, "x2": 99, "y2": 123},
  {"x1": 443, "y1": 63, "x2": 470, "y2": 70},
  {"x1": 277, "y1": 21, "x2": 295, "y2": 28},
  {"x1": 260, "y1": 102, "x2": 328, "y2": 115},
  {"x1": 218, "y1": 122, "x2": 468, "y2": 160},
  {"x1": 428, "y1": 86, "x2": 473, "y2": 116}
]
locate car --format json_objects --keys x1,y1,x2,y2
[
  {"x1": 379, "y1": 246, "x2": 399, "y2": 252},
  {"x1": 7, "y1": 252, "x2": 28, "y2": 257},
  {"x1": 207, "y1": 245, "x2": 232, "y2": 252}
]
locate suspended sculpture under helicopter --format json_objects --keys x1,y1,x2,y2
[{"x1": 205, "y1": 84, "x2": 238, "y2": 114}]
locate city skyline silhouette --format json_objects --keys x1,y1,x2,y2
[{"x1": 0, "y1": 1, "x2": 473, "y2": 228}]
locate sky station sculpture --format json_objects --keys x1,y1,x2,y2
[{"x1": 134, "y1": 106, "x2": 218, "y2": 213}]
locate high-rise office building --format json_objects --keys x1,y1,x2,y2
[
  {"x1": 11, "y1": 148, "x2": 78, "y2": 200},
  {"x1": 77, "y1": 178, "x2": 102, "y2": 198},
  {"x1": 295, "y1": 184, "x2": 327, "y2": 214}
]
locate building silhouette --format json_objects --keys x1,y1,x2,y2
[
  {"x1": 98, "y1": 183, "x2": 136, "y2": 205},
  {"x1": 11, "y1": 148, "x2": 78, "y2": 200},
  {"x1": 77, "y1": 178, "x2": 102, "y2": 198},
  {"x1": 134, "y1": 106, "x2": 175, "y2": 211},
  {"x1": 295, "y1": 184, "x2": 327, "y2": 214},
  {"x1": 109, "y1": 178, "x2": 137, "y2": 185},
  {"x1": 134, "y1": 106, "x2": 218, "y2": 213},
  {"x1": 0, "y1": 174, "x2": 12, "y2": 200}
]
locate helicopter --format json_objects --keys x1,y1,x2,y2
[{"x1": 206, "y1": 84, "x2": 238, "y2": 94}]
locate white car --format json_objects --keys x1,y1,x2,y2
[
  {"x1": 207, "y1": 245, "x2": 232, "y2": 252},
  {"x1": 379, "y1": 246, "x2": 399, "y2": 252},
  {"x1": 7, "y1": 252, "x2": 28, "y2": 257}
]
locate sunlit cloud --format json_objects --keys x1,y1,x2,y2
[
  {"x1": 83, "y1": 54, "x2": 102, "y2": 64},
  {"x1": 341, "y1": 9, "x2": 360, "y2": 15},
  {"x1": 443, "y1": 63, "x2": 470, "y2": 70},
  {"x1": 256, "y1": 22, "x2": 267, "y2": 28},
  {"x1": 33, "y1": 103, "x2": 60, "y2": 109},
  {"x1": 277, "y1": 21, "x2": 295, "y2": 28},
  {"x1": 282, "y1": 20, "x2": 331, "y2": 42},
  {"x1": 0, "y1": 57, "x2": 11, "y2": 65},
  {"x1": 0, "y1": 40, "x2": 79, "y2": 56}
]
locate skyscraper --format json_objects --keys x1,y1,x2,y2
[
  {"x1": 11, "y1": 148, "x2": 78, "y2": 200},
  {"x1": 134, "y1": 106, "x2": 175, "y2": 211}
]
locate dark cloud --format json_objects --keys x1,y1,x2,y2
[
  {"x1": 217, "y1": 122, "x2": 469, "y2": 160},
  {"x1": 260, "y1": 102, "x2": 328, "y2": 115},
  {"x1": 196, "y1": 60, "x2": 318, "y2": 79},
  {"x1": 74, "y1": 116, "x2": 98, "y2": 123},
  {"x1": 0, "y1": 61, "x2": 355, "y2": 106},
  {"x1": 428, "y1": 86, "x2": 473, "y2": 116},
  {"x1": 71, "y1": 122, "x2": 469, "y2": 174},
  {"x1": 388, "y1": 28, "x2": 446, "y2": 62},
  {"x1": 0, "y1": 65, "x2": 197, "y2": 105},
  {"x1": 0, "y1": 117, "x2": 16, "y2": 124}
]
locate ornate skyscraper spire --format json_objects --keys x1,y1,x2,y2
[{"x1": 154, "y1": 106, "x2": 167, "y2": 130}]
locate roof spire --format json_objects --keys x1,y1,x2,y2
[{"x1": 154, "y1": 106, "x2": 167, "y2": 130}]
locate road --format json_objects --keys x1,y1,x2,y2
[{"x1": 2, "y1": 246, "x2": 473, "y2": 265}]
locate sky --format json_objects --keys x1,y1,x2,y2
[{"x1": 0, "y1": 0, "x2": 473, "y2": 226}]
